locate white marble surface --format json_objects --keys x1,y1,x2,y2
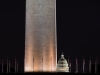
[{"x1": 25, "y1": 0, "x2": 57, "y2": 72}]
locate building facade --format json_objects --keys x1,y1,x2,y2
[{"x1": 24, "y1": 0, "x2": 57, "y2": 72}]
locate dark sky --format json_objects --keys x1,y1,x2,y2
[{"x1": 0, "y1": 0, "x2": 100, "y2": 73}]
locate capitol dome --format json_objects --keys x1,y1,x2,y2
[{"x1": 57, "y1": 52, "x2": 69, "y2": 72}]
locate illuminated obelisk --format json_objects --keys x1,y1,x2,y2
[{"x1": 24, "y1": 0, "x2": 57, "y2": 72}]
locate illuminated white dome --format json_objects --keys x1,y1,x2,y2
[{"x1": 57, "y1": 52, "x2": 69, "y2": 72}]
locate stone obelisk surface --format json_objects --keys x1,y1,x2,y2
[{"x1": 24, "y1": 0, "x2": 57, "y2": 72}]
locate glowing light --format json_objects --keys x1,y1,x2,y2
[
  {"x1": 25, "y1": 0, "x2": 56, "y2": 72},
  {"x1": 25, "y1": 67, "x2": 33, "y2": 72}
]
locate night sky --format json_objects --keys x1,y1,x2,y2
[{"x1": 0, "y1": 0, "x2": 100, "y2": 73}]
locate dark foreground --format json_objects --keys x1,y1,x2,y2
[{"x1": 0, "y1": 72, "x2": 100, "y2": 74}]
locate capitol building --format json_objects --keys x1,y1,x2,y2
[{"x1": 57, "y1": 53, "x2": 69, "y2": 72}]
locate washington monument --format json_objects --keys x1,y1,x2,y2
[{"x1": 24, "y1": 0, "x2": 57, "y2": 72}]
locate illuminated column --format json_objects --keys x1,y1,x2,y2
[
  {"x1": 7, "y1": 56, "x2": 8, "y2": 73},
  {"x1": 9, "y1": 60, "x2": 10, "y2": 73},
  {"x1": 17, "y1": 60, "x2": 18, "y2": 72},
  {"x1": 15, "y1": 56, "x2": 16, "y2": 73},
  {"x1": 2, "y1": 60, "x2": 3, "y2": 73},
  {"x1": 24, "y1": 0, "x2": 57, "y2": 72}
]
